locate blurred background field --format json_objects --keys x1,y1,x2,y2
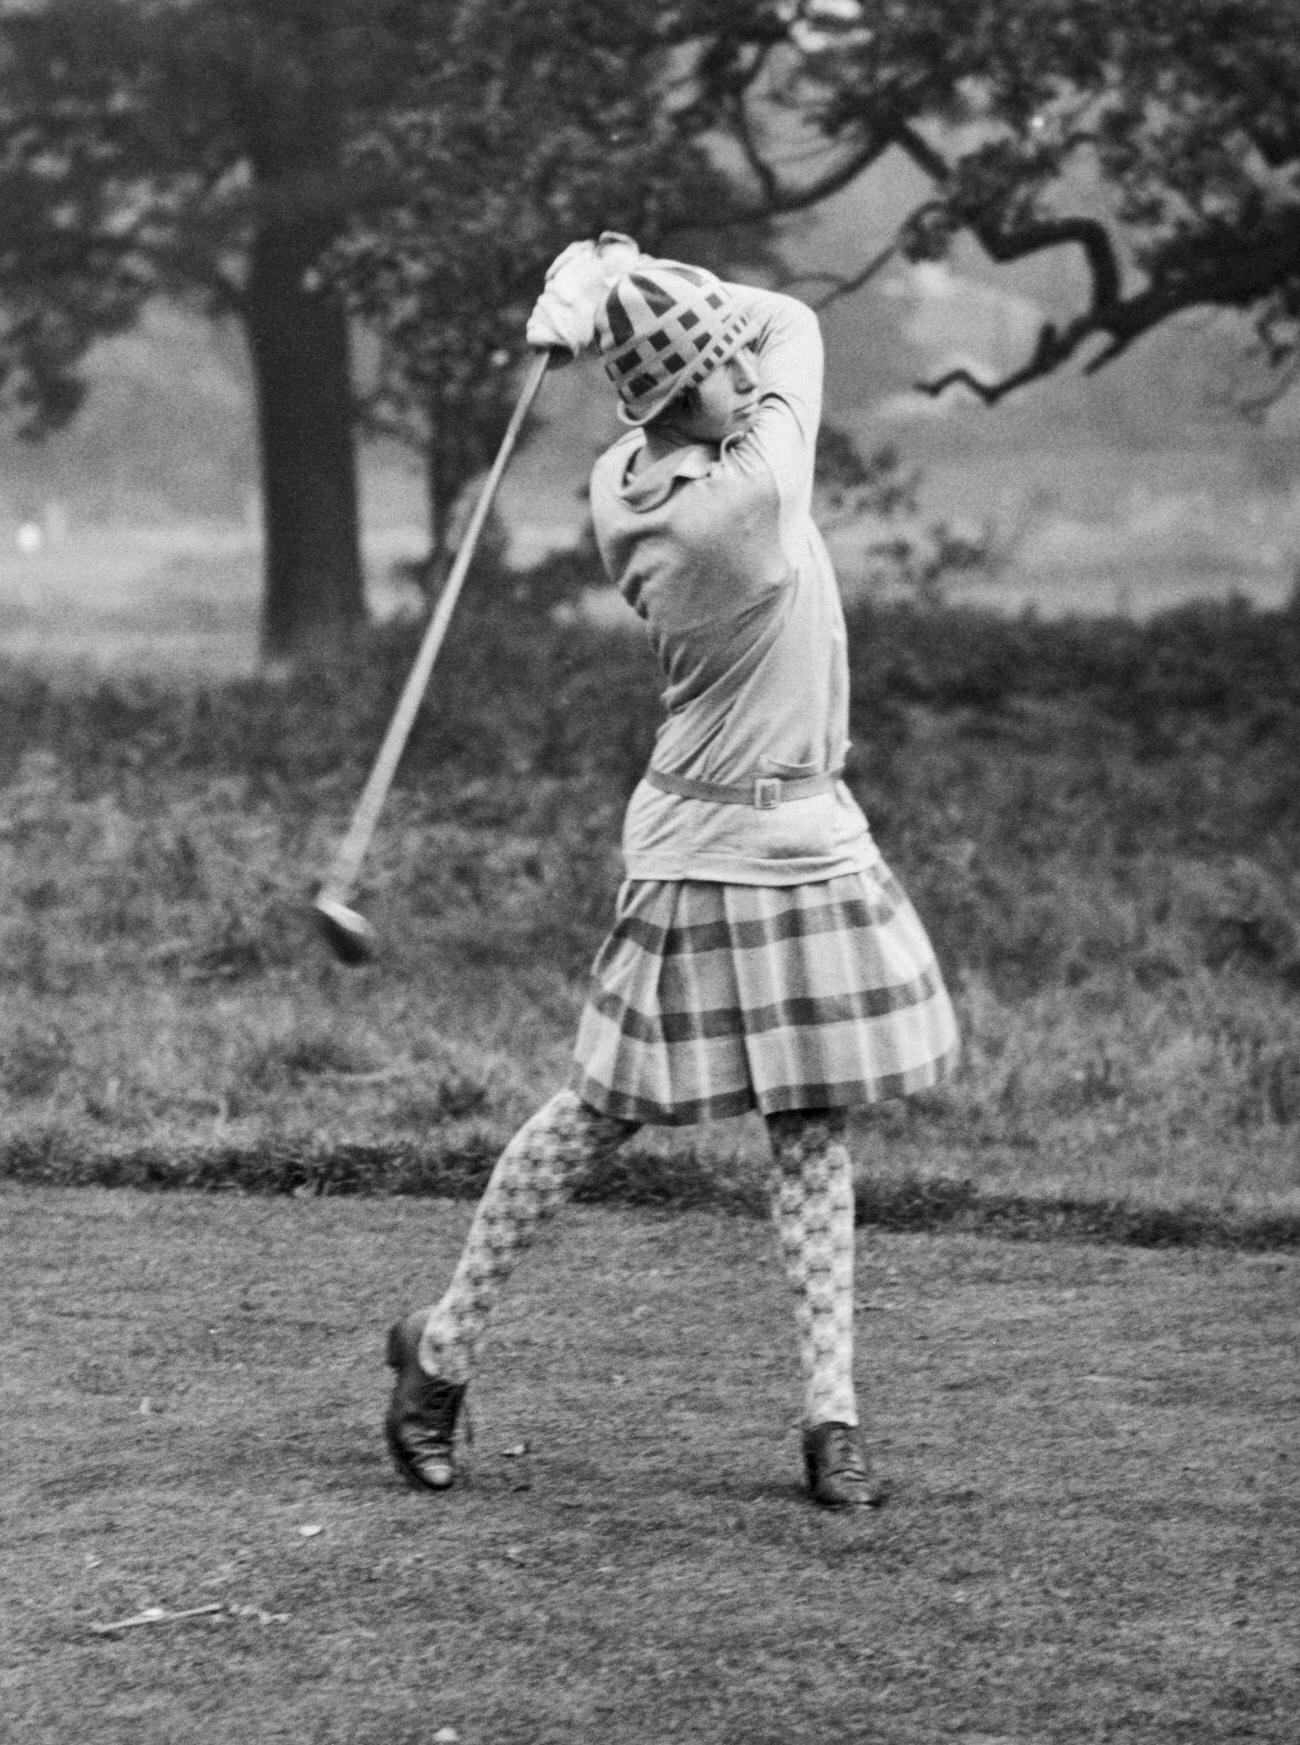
[
  {"x1": 6, "y1": 429, "x2": 1297, "y2": 681},
  {"x1": 2, "y1": 253, "x2": 1298, "y2": 680}
]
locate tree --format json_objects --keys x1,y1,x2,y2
[
  {"x1": 0, "y1": 0, "x2": 436, "y2": 660},
  {"x1": 332, "y1": 0, "x2": 771, "y2": 590},
  {"x1": 681, "y1": 0, "x2": 1300, "y2": 407},
  {"x1": 0, "y1": 0, "x2": 778, "y2": 660}
]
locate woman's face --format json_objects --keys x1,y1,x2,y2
[{"x1": 659, "y1": 346, "x2": 760, "y2": 444}]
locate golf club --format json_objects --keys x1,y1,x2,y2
[{"x1": 314, "y1": 349, "x2": 552, "y2": 964}]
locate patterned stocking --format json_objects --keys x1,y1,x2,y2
[
  {"x1": 417, "y1": 1089, "x2": 638, "y2": 1382},
  {"x1": 765, "y1": 1108, "x2": 859, "y2": 1427}
]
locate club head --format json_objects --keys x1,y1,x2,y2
[{"x1": 313, "y1": 893, "x2": 377, "y2": 966}]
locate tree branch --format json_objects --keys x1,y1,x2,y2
[
  {"x1": 725, "y1": 50, "x2": 782, "y2": 209},
  {"x1": 787, "y1": 240, "x2": 898, "y2": 306},
  {"x1": 975, "y1": 212, "x2": 1125, "y2": 312},
  {"x1": 659, "y1": 130, "x2": 892, "y2": 238},
  {"x1": 892, "y1": 120, "x2": 950, "y2": 186},
  {"x1": 762, "y1": 136, "x2": 893, "y2": 216},
  {"x1": 920, "y1": 324, "x2": 1090, "y2": 405},
  {"x1": 918, "y1": 206, "x2": 1300, "y2": 403}
]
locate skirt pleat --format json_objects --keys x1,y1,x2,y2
[{"x1": 572, "y1": 862, "x2": 959, "y2": 1125}]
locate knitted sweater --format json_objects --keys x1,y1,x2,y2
[{"x1": 588, "y1": 284, "x2": 878, "y2": 885}]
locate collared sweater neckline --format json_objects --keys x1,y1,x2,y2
[{"x1": 618, "y1": 436, "x2": 727, "y2": 512}]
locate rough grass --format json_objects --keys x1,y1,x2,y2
[
  {"x1": 2, "y1": 1183, "x2": 1297, "y2": 1745},
  {"x1": 2, "y1": 583, "x2": 1299, "y2": 1232}
]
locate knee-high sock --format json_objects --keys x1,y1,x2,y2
[
  {"x1": 765, "y1": 1108, "x2": 859, "y2": 1428},
  {"x1": 417, "y1": 1089, "x2": 637, "y2": 1382}
]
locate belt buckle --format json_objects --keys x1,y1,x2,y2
[{"x1": 753, "y1": 777, "x2": 782, "y2": 810}]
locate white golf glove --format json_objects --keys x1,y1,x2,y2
[{"x1": 526, "y1": 231, "x2": 644, "y2": 359}]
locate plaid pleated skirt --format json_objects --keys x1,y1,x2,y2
[{"x1": 572, "y1": 862, "x2": 959, "y2": 1126}]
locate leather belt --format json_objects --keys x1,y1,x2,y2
[{"x1": 645, "y1": 767, "x2": 842, "y2": 811}]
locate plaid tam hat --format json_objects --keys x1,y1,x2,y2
[{"x1": 596, "y1": 262, "x2": 756, "y2": 426}]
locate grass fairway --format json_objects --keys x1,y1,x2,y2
[{"x1": 2, "y1": 1185, "x2": 1296, "y2": 1744}]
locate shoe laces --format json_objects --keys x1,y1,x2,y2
[
  {"x1": 409, "y1": 1376, "x2": 467, "y2": 1444},
  {"x1": 819, "y1": 1423, "x2": 868, "y2": 1477}
]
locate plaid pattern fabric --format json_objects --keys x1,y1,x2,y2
[
  {"x1": 573, "y1": 866, "x2": 960, "y2": 1125},
  {"x1": 597, "y1": 263, "x2": 757, "y2": 425}
]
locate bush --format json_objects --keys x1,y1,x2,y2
[{"x1": 3, "y1": 568, "x2": 1299, "y2": 1217}]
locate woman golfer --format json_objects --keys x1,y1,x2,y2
[{"x1": 384, "y1": 235, "x2": 959, "y2": 1507}]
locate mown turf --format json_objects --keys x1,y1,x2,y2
[{"x1": 2, "y1": 1184, "x2": 1296, "y2": 1744}]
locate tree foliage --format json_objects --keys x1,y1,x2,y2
[
  {"x1": 684, "y1": 0, "x2": 1300, "y2": 404},
  {"x1": 331, "y1": 0, "x2": 764, "y2": 582},
  {"x1": 0, "y1": 0, "x2": 435, "y2": 656},
  {"x1": 0, "y1": 0, "x2": 424, "y2": 428},
  {"x1": 0, "y1": 0, "x2": 753, "y2": 653}
]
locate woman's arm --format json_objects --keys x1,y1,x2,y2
[{"x1": 719, "y1": 284, "x2": 824, "y2": 524}]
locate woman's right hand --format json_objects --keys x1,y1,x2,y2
[{"x1": 526, "y1": 232, "x2": 643, "y2": 359}]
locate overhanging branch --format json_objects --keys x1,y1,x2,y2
[
  {"x1": 918, "y1": 216, "x2": 1300, "y2": 403},
  {"x1": 920, "y1": 322, "x2": 1096, "y2": 404},
  {"x1": 787, "y1": 240, "x2": 898, "y2": 305}
]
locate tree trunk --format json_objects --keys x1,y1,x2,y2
[
  {"x1": 422, "y1": 388, "x2": 453, "y2": 598},
  {"x1": 243, "y1": 223, "x2": 365, "y2": 665}
]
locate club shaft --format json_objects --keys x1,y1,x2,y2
[{"x1": 321, "y1": 350, "x2": 551, "y2": 902}]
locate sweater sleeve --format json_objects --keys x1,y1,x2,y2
[{"x1": 717, "y1": 285, "x2": 824, "y2": 540}]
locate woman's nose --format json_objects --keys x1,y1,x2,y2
[{"x1": 733, "y1": 351, "x2": 759, "y2": 390}]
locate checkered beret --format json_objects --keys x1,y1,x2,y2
[{"x1": 596, "y1": 262, "x2": 756, "y2": 426}]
